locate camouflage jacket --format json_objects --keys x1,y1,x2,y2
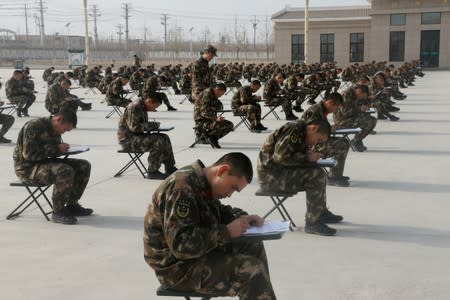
[
  {"x1": 333, "y1": 90, "x2": 360, "y2": 124},
  {"x1": 86, "y1": 69, "x2": 99, "y2": 82},
  {"x1": 106, "y1": 78, "x2": 125, "y2": 101},
  {"x1": 45, "y1": 83, "x2": 66, "y2": 113},
  {"x1": 42, "y1": 68, "x2": 53, "y2": 81},
  {"x1": 13, "y1": 117, "x2": 62, "y2": 179},
  {"x1": 142, "y1": 76, "x2": 159, "y2": 97},
  {"x1": 191, "y1": 57, "x2": 213, "y2": 101},
  {"x1": 263, "y1": 78, "x2": 281, "y2": 100},
  {"x1": 117, "y1": 98, "x2": 160, "y2": 144},
  {"x1": 301, "y1": 101, "x2": 328, "y2": 123},
  {"x1": 144, "y1": 160, "x2": 237, "y2": 286},
  {"x1": 194, "y1": 88, "x2": 223, "y2": 123},
  {"x1": 257, "y1": 121, "x2": 309, "y2": 174},
  {"x1": 231, "y1": 85, "x2": 258, "y2": 110},
  {"x1": 5, "y1": 78, "x2": 25, "y2": 98},
  {"x1": 129, "y1": 71, "x2": 143, "y2": 90}
]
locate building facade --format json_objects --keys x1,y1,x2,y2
[{"x1": 272, "y1": 0, "x2": 450, "y2": 68}]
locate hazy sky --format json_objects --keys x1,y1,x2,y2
[{"x1": 0, "y1": 0, "x2": 369, "y2": 41}]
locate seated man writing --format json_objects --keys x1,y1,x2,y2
[
  {"x1": 301, "y1": 92, "x2": 351, "y2": 187},
  {"x1": 231, "y1": 80, "x2": 267, "y2": 132},
  {"x1": 117, "y1": 93, "x2": 177, "y2": 180},
  {"x1": 263, "y1": 73, "x2": 297, "y2": 120},
  {"x1": 13, "y1": 109, "x2": 92, "y2": 225},
  {"x1": 194, "y1": 83, "x2": 233, "y2": 149},
  {"x1": 333, "y1": 84, "x2": 377, "y2": 152},
  {"x1": 257, "y1": 119, "x2": 343, "y2": 236},
  {"x1": 144, "y1": 152, "x2": 277, "y2": 299},
  {"x1": 105, "y1": 73, "x2": 132, "y2": 108}
]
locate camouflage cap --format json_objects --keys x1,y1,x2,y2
[{"x1": 204, "y1": 45, "x2": 218, "y2": 57}]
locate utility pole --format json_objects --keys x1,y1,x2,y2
[
  {"x1": 117, "y1": 24, "x2": 124, "y2": 45},
  {"x1": 251, "y1": 15, "x2": 259, "y2": 50},
  {"x1": 83, "y1": 0, "x2": 90, "y2": 67},
  {"x1": 122, "y1": 3, "x2": 131, "y2": 56},
  {"x1": 37, "y1": 0, "x2": 46, "y2": 46},
  {"x1": 24, "y1": 4, "x2": 29, "y2": 38},
  {"x1": 89, "y1": 4, "x2": 101, "y2": 48},
  {"x1": 304, "y1": 0, "x2": 309, "y2": 65},
  {"x1": 161, "y1": 14, "x2": 169, "y2": 50}
]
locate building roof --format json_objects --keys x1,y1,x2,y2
[{"x1": 272, "y1": 5, "x2": 371, "y2": 22}]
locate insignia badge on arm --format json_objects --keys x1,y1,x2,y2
[
  {"x1": 290, "y1": 135, "x2": 298, "y2": 144},
  {"x1": 176, "y1": 199, "x2": 190, "y2": 218}
]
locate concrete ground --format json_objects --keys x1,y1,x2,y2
[{"x1": 1, "y1": 69, "x2": 450, "y2": 300}]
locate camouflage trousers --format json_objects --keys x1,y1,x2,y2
[
  {"x1": 23, "y1": 158, "x2": 91, "y2": 213},
  {"x1": 164, "y1": 240, "x2": 276, "y2": 300},
  {"x1": 195, "y1": 119, "x2": 234, "y2": 140},
  {"x1": 159, "y1": 92, "x2": 173, "y2": 109},
  {"x1": 235, "y1": 104, "x2": 262, "y2": 127},
  {"x1": 264, "y1": 97, "x2": 292, "y2": 117},
  {"x1": 374, "y1": 98, "x2": 394, "y2": 118},
  {"x1": 0, "y1": 113, "x2": 15, "y2": 137},
  {"x1": 106, "y1": 97, "x2": 131, "y2": 108},
  {"x1": 9, "y1": 95, "x2": 36, "y2": 110},
  {"x1": 336, "y1": 114, "x2": 377, "y2": 143},
  {"x1": 314, "y1": 136, "x2": 350, "y2": 177},
  {"x1": 121, "y1": 133, "x2": 176, "y2": 172},
  {"x1": 258, "y1": 166, "x2": 327, "y2": 224}
]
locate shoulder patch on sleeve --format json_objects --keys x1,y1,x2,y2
[{"x1": 176, "y1": 198, "x2": 191, "y2": 218}]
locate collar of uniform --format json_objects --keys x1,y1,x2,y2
[
  {"x1": 45, "y1": 116, "x2": 58, "y2": 136},
  {"x1": 320, "y1": 101, "x2": 329, "y2": 117},
  {"x1": 191, "y1": 160, "x2": 213, "y2": 199}
]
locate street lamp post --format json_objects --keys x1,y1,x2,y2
[
  {"x1": 304, "y1": 0, "x2": 309, "y2": 65},
  {"x1": 189, "y1": 27, "x2": 194, "y2": 55},
  {"x1": 83, "y1": 0, "x2": 90, "y2": 67}
]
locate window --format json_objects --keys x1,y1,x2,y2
[
  {"x1": 422, "y1": 12, "x2": 441, "y2": 24},
  {"x1": 389, "y1": 31, "x2": 405, "y2": 62},
  {"x1": 390, "y1": 14, "x2": 406, "y2": 26},
  {"x1": 350, "y1": 33, "x2": 364, "y2": 62},
  {"x1": 320, "y1": 33, "x2": 334, "y2": 63},
  {"x1": 291, "y1": 34, "x2": 305, "y2": 64}
]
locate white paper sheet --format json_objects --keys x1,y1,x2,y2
[{"x1": 244, "y1": 220, "x2": 291, "y2": 235}]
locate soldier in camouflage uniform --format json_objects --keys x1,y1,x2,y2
[
  {"x1": 263, "y1": 73, "x2": 297, "y2": 120},
  {"x1": 194, "y1": 83, "x2": 233, "y2": 148},
  {"x1": 231, "y1": 80, "x2": 267, "y2": 132},
  {"x1": 117, "y1": 94, "x2": 177, "y2": 180},
  {"x1": 142, "y1": 76, "x2": 177, "y2": 111},
  {"x1": 371, "y1": 72, "x2": 400, "y2": 122},
  {"x1": 13, "y1": 110, "x2": 92, "y2": 225},
  {"x1": 98, "y1": 72, "x2": 118, "y2": 95},
  {"x1": 179, "y1": 68, "x2": 192, "y2": 95},
  {"x1": 334, "y1": 85, "x2": 377, "y2": 152},
  {"x1": 45, "y1": 79, "x2": 76, "y2": 114},
  {"x1": 301, "y1": 93, "x2": 351, "y2": 187},
  {"x1": 106, "y1": 74, "x2": 132, "y2": 107},
  {"x1": 42, "y1": 66, "x2": 55, "y2": 83},
  {"x1": 144, "y1": 152, "x2": 277, "y2": 300},
  {"x1": 85, "y1": 66, "x2": 101, "y2": 88},
  {"x1": 191, "y1": 45, "x2": 216, "y2": 103},
  {"x1": 0, "y1": 82, "x2": 15, "y2": 143},
  {"x1": 257, "y1": 119, "x2": 343, "y2": 236},
  {"x1": 5, "y1": 70, "x2": 36, "y2": 117}
]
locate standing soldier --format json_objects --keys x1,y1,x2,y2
[
  {"x1": 231, "y1": 80, "x2": 267, "y2": 132},
  {"x1": 6, "y1": 70, "x2": 36, "y2": 117},
  {"x1": 191, "y1": 45, "x2": 217, "y2": 103},
  {"x1": 117, "y1": 94, "x2": 177, "y2": 180},
  {"x1": 13, "y1": 109, "x2": 92, "y2": 224},
  {"x1": 144, "y1": 152, "x2": 277, "y2": 300},
  {"x1": 194, "y1": 83, "x2": 233, "y2": 148}
]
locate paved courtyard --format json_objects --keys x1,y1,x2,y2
[{"x1": 1, "y1": 68, "x2": 450, "y2": 300}]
